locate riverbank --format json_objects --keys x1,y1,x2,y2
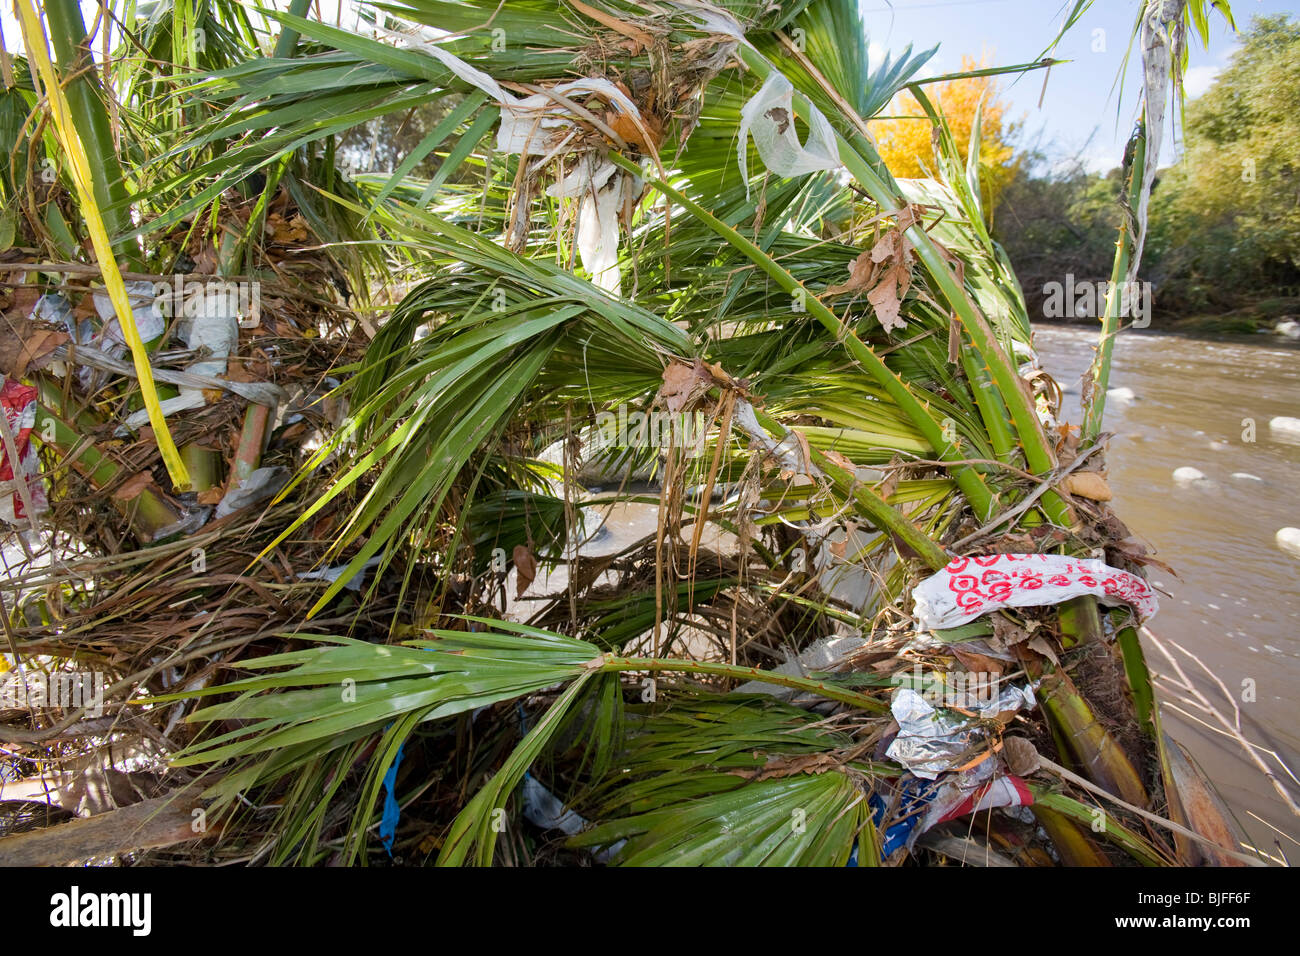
[{"x1": 1034, "y1": 296, "x2": 1300, "y2": 338}]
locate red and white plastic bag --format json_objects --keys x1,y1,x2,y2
[
  {"x1": 912, "y1": 553, "x2": 1158, "y2": 631},
  {"x1": 0, "y1": 378, "x2": 48, "y2": 525}
]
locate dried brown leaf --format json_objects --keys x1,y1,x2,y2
[
  {"x1": 197, "y1": 486, "x2": 224, "y2": 506},
  {"x1": 1002, "y1": 736, "x2": 1041, "y2": 776},
  {"x1": 827, "y1": 219, "x2": 916, "y2": 333},
  {"x1": 875, "y1": 456, "x2": 903, "y2": 500},
  {"x1": 949, "y1": 646, "x2": 1004, "y2": 677},
  {"x1": 731, "y1": 752, "x2": 841, "y2": 781},
  {"x1": 569, "y1": 0, "x2": 655, "y2": 53},
  {"x1": 658, "y1": 361, "x2": 706, "y2": 413},
  {"x1": 1026, "y1": 634, "x2": 1061, "y2": 666},
  {"x1": 822, "y1": 449, "x2": 856, "y2": 472},
  {"x1": 606, "y1": 109, "x2": 662, "y2": 152},
  {"x1": 513, "y1": 544, "x2": 538, "y2": 599},
  {"x1": 989, "y1": 532, "x2": 1038, "y2": 554},
  {"x1": 5, "y1": 286, "x2": 42, "y2": 321},
  {"x1": 113, "y1": 471, "x2": 156, "y2": 502},
  {"x1": 826, "y1": 248, "x2": 877, "y2": 296},
  {"x1": 1063, "y1": 471, "x2": 1112, "y2": 501},
  {"x1": 765, "y1": 106, "x2": 791, "y2": 134},
  {"x1": 989, "y1": 612, "x2": 1031, "y2": 646},
  {"x1": 16, "y1": 328, "x2": 69, "y2": 375}
]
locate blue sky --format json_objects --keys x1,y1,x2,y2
[
  {"x1": 867, "y1": 0, "x2": 1300, "y2": 171},
  {"x1": 3, "y1": 0, "x2": 1296, "y2": 172}
]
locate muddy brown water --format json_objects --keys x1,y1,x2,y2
[{"x1": 1033, "y1": 324, "x2": 1300, "y2": 856}]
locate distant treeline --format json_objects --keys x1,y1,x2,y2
[{"x1": 995, "y1": 15, "x2": 1300, "y2": 328}]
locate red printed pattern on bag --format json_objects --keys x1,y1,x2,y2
[
  {"x1": 941, "y1": 553, "x2": 1154, "y2": 619},
  {"x1": 0, "y1": 379, "x2": 43, "y2": 520}
]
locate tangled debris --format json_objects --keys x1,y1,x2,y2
[{"x1": 0, "y1": 0, "x2": 1286, "y2": 869}]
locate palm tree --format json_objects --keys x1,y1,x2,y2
[{"x1": 3, "y1": 0, "x2": 1253, "y2": 866}]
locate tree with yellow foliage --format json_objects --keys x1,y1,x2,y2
[{"x1": 871, "y1": 56, "x2": 1020, "y2": 220}]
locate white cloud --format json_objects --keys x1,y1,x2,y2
[
  {"x1": 1078, "y1": 143, "x2": 1121, "y2": 175},
  {"x1": 1183, "y1": 65, "x2": 1221, "y2": 100},
  {"x1": 915, "y1": 57, "x2": 942, "y2": 80}
]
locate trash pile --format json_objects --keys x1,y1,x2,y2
[
  {"x1": 0, "y1": 190, "x2": 399, "y2": 851},
  {"x1": 0, "y1": 0, "x2": 1276, "y2": 868}
]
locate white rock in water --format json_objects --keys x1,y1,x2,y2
[
  {"x1": 1231, "y1": 472, "x2": 1263, "y2": 481},
  {"x1": 1269, "y1": 416, "x2": 1300, "y2": 437},
  {"x1": 1277, "y1": 527, "x2": 1300, "y2": 558},
  {"x1": 1275, "y1": 318, "x2": 1300, "y2": 339},
  {"x1": 1172, "y1": 466, "x2": 1208, "y2": 484},
  {"x1": 1107, "y1": 386, "x2": 1136, "y2": 402}
]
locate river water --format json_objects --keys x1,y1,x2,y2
[{"x1": 1032, "y1": 324, "x2": 1300, "y2": 856}]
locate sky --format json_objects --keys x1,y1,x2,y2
[
  {"x1": 866, "y1": 0, "x2": 1300, "y2": 172},
  {"x1": 2, "y1": 0, "x2": 1297, "y2": 173}
]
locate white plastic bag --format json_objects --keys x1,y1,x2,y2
[
  {"x1": 737, "y1": 72, "x2": 841, "y2": 196},
  {"x1": 912, "y1": 553, "x2": 1159, "y2": 631}
]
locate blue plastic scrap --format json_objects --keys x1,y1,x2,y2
[
  {"x1": 873, "y1": 777, "x2": 941, "y2": 855},
  {"x1": 379, "y1": 742, "x2": 406, "y2": 856},
  {"x1": 848, "y1": 778, "x2": 941, "y2": 864}
]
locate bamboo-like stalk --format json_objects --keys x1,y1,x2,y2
[
  {"x1": 1057, "y1": 595, "x2": 1105, "y2": 646},
  {"x1": 16, "y1": 0, "x2": 190, "y2": 489},
  {"x1": 229, "y1": 402, "x2": 270, "y2": 490},
  {"x1": 1040, "y1": 753, "x2": 1262, "y2": 866},
  {"x1": 1082, "y1": 118, "x2": 1147, "y2": 439},
  {"x1": 36, "y1": 0, "x2": 138, "y2": 268},
  {"x1": 957, "y1": 343, "x2": 1018, "y2": 465},
  {"x1": 273, "y1": 0, "x2": 315, "y2": 58},
  {"x1": 1031, "y1": 805, "x2": 1114, "y2": 866},
  {"x1": 1116, "y1": 624, "x2": 1157, "y2": 738},
  {"x1": 33, "y1": 397, "x2": 181, "y2": 537},
  {"x1": 1037, "y1": 669, "x2": 1148, "y2": 807},
  {"x1": 1030, "y1": 788, "x2": 1170, "y2": 866},
  {"x1": 182, "y1": 443, "x2": 221, "y2": 496}
]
